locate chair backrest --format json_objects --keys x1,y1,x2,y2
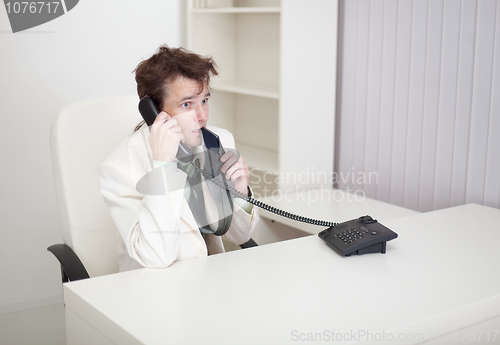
[{"x1": 50, "y1": 95, "x2": 142, "y2": 277}]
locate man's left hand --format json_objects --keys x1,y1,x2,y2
[{"x1": 220, "y1": 150, "x2": 249, "y2": 196}]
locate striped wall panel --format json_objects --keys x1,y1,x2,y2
[{"x1": 335, "y1": 0, "x2": 500, "y2": 212}]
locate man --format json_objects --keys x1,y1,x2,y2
[{"x1": 99, "y1": 45, "x2": 259, "y2": 271}]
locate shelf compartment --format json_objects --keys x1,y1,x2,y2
[
  {"x1": 191, "y1": 7, "x2": 280, "y2": 14},
  {"x1": 236, "y1": 142, "x2": 278, "y2": 173},
  {"x1": 212, "y1": 80, "x2": 279, "y2": 99}
]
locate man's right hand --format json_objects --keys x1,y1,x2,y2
[{"x1": 148, "y1": 111, "x2": 184, "y2": 162}]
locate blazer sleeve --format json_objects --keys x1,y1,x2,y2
[
  {"x1": 99, "y1": 156, "x2": 190, "y2": 268},
  {"x1": 222, "y1": 199, "x2": 259, "y2": 245}
]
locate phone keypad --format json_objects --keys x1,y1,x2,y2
[{"x1": 335, "y1": 228, "x2": 366, "y2": 244}]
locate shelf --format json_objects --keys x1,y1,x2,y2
[
  {"x1": 235, "y1": 142, "x2": 278, "y2": 173},
  {"x1": 211, "y1": 80, "x2": 279, "y2": 99},
  {"x1": 191, "y1": 7, "x2": 281, "y2": 14},
  {"x1": 188, "y1": 0, "x2": 338, "y2": 199}
]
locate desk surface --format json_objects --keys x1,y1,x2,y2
[{"x1": 64, "y1": 204, "x2": 500, "y2": 344}]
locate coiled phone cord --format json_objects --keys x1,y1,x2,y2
[{"x1": 192, "y1": 163, "x2": 339, "y2": 228}]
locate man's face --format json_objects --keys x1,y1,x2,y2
[{"x1": 162, "y1": 76, "x2": 210, "y2": 148}]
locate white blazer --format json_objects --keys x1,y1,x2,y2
[{"x1": 99, "y1": 125, "x2": 259, "y2": 271}]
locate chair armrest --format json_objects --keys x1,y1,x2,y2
[
  {"x1": 47, "y1": 244, "x2": 90, "y2": 282},
  {"x1": 240, "y1": 238, "x2": 258, "y2": 249}
]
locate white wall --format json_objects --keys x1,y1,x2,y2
[
  {"x1": 335, "y1": 0, "x2": 500, "y2": 212},
  {"x1": 0, "y1": 0, "x2": 185, "y2": 313}
]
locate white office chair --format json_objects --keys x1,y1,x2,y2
[
  {"x1": 49, "y1": 95, "x2": 142, "y2": 281},
  {"x1": 48, "y1": 95, "x2": 258, "y2": 282}
]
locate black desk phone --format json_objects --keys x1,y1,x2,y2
[
  {"x1": 318, "y1": 216, "x2": 398, "y2": 256},
  {"x1": 138, "y1": 97, "x2": 398, "y2": 255}
]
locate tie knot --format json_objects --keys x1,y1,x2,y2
[{"x1": 178, "y1": 157, "x2": 201, "y2": 181}]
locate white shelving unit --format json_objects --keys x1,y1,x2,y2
[
  {"x1": 191, "y1": 7, "x2": 281, "y2": 14},
  {"x1": 187, "y1": 0, "x2": 338, "y2": 195},
  {"x1": 211, "y1": 80, "x2": 279, "y2": 100}
]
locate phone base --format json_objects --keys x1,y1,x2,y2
[
  {"x1": 318, "y1": 216, "x2": 398, "y2": 257},
  {"x1": 323, "y1": 241, "x2": 387, "y2": 257}
]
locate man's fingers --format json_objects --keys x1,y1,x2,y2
[
  {"x1": 153, "y1": 117, "x2": 180, "y2": 134},
  {"x1": 226, "y1": 167, "x2": 245, "y2": 182},
  {"x1": 220, "y1": 151, "x2": 232, "y2": 162},
  {"x1": 153, "y1": 111, "x2": 171, "y2": 124},
  {"x1": 224, "y1": 158, "x2": 249, "y2": 181},
  {"x1": 221, "y1": 149, "x2": 240, "y2": 162},
  {"x1": 220, "y1": 150, "x2": 240, "y2": 173},
  {"x1": 163, "y1": 119, "x2": 180, "y2": 131},
  {"x1": 221, "y1": 156, "x2": 239, "y2": 173}
]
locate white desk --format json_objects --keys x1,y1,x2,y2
[{"x1": 64, "y1": 204, "x2": 500, "y2": 344}]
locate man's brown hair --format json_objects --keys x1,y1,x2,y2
[{"x1": 133, "y1": 45, "x2": 218, "y2": 130}]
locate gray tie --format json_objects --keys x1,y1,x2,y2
[{"x1": 178, "y1": 158, "x2": 212, "y2": 234}]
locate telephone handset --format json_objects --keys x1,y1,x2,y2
[
  {"x1": 137, "y1": 97, "x2": 397, "y2": 255},
  {"x1": 138, "y1": 97, "x2": 193, "y2": 163}
]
